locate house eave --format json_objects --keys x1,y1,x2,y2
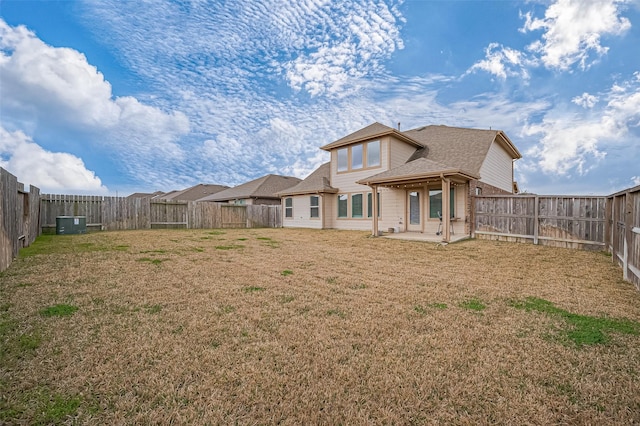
[
  {"x1": 320, "y1": 129, "x2": 422, "y2": 151},
  {"x1": 357, "y1": 169, "x2": 479, "y2": 186},
  {"x1": 278, "y1": 188, "x2": 339, "y2": 197}
]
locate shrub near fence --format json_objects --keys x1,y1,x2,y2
[
  {"x1": 40, "y1": 195, "x2": 281, "y2": 232},
  {"x1": 0, "y1": 168, "x2": 41, "y2": 272}
]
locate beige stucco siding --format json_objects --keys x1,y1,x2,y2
[
  {"x1": 282, "y1": 195, "x2": 323, "y2": 229},
  {"x1": 388, "y1": 136, "x2": 417, "y2": 169},
  {"x1": 378, "y1": 188, "x2": 406, "y2": 232},
  {"x1": 478, "y1": 142, "x2": 514, "y2": 192}
]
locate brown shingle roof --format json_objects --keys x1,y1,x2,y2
[
  {"x1": 160, "y1": 184, "x2": 229, "y2": 201},
  {"x1": 199, "y1": 174, "x2": 301, "y2": 201},
  {"x1": 320, "y1": 122, "x2": 421, "y2": 151},
  {"x1": 126, "y1": 191, "x2": 165, "y2": 199},
  {"x1": 402, "y1": 125, "x2": 521, "y2": 176},
  {"x1": 277, "y1": 163, "x2": 337, "y2": 196},
  {"x1": 357, "y1": 158, "x2": 479, "y2": 185}
]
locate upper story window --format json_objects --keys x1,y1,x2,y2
[
  {"x1": 351, "y1": 144, "x2": 363, "y2": 169},
  {"x1": 336, "y1": 140, "x2": 381, "y2": 173},
  {"x1": 366, "y1": 140, "x2": 380, "y2": 167},
  {"x1": 337, "y1": 148, "x2": 348, "y2": 172}
]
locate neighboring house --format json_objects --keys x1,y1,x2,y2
[
  {"x1": 279, "y1": 122, "x2": 521, "y2": 241},
  {"x1": 199, "y1": 174, "x2": 301, "y2": 205},
  {"x1": 157, "y1": 184, "x2": 229, "y2": 202},
  {"x1": 126, "y1": 191, "x2": 165, "y2": 199}
]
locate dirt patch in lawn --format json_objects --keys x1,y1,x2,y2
[{"x1": 1, "y1": 228, "x2": 639, "y2": 424}]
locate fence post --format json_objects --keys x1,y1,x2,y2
[
  {"x1": 624, "y1": 190, "x2": 632, "y2": 281},
  {"x1": 533, "y1": 195, "x2": 539, "y2": 245}
]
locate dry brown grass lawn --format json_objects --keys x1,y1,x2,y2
[{"x1": 1, "y1": 228, "x2": 639, "y2": 424}]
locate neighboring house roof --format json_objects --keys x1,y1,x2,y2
[
  {"x1": 126, "y1": 191, "x2": 165, "y2": 199},
  {"x1": 199, "y1": 174, "x2": 301, "y2": 202},
  {"x1": 159, "y1": 184, "x2": 229, "y2": 201},
  {"x1": 320, "y1": 122, "x2": 421, "y2": 151},
  {"x1": 402, "y1": 125, "x2": 521, "y2": 177},
  {"x1": 278, "y1": 163, "x2": 338, "y2": 196}
]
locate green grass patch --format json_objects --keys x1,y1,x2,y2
[
  {"x1": 217, "y1": 304, "x2": 236, "y2": 314},
  {"x1": 257, "y1": 237, "x2": 279, "y2": 248},
  {"x1": 511, "y1": 297, "x2": 640, "y2": 346},
  {"x1": 144, "y1": 304, "x2": 162, "y2": 314},
  {"x1": 414, "y1": 303, "x2": 447, "y2": 315},
  {"x1": 39, "y1": 304, "x2": 78, "y2": 317},
  {"x1": 281, "y1": 269, "x2": 293, "y2": 276},
  {"x1": 279, "y1": 295, "x2": 295, "y2": 304},
  {"x1": 207, "y1": 230, "x2": 226, "y2": 235},
  {"x1": 414, "y1": 305, "x2": 427, "y2": 315},
  {"x1": 327, "y1": 309, "x2": 346, "y2": 318},
  {"x1": 140, "y1": 249, "x2": 167, "y2": 254},
  {"x1": 19, "y1": 332, "x2": 41, "y2": 353},
  {"x1": 459, "y1": 298, "x2": 486, "y2": 311},
  {"x1": 243, "y1": 286, "x2": 265, "y2": 293},
  {"x1": 19, "y1": 235, "x2": 128, "y2": 257}
]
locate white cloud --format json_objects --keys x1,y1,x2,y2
[
  {"x1": 572, "y1": 92, "x2": 599, "y2": 108},
  {"x1": 467, "y1": 43, "x2": 533, "y2": 80},
  {"x1": 0, "y1": 127, "x2": 107, "y2": 194},
  {"x1": 469, "y1": 0, "x2": 633, "y2": 79},
  {"x1": 0, "y1": 19, "x2": 189, "y2": 188},
  {"x1": 523, "y1": 73, "x2": 640, "y2": 175},
  {"x1": 632, "y1": 176, "x2": 640, "y2": 186},
  {"x1": 283, "y1": 2, "x2": 404, "y2": 96},
  {"x1": 521, "y1": 0, "x2": 632, "y2": 71}
]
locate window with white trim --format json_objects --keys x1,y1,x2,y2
[
  {"x1": 310, "y1": 195, "x2": 319, "y2": 218},
  {"x1": 337, "y1": 148, "x2": 348, "y2": 172},
  {"x1": 351, "y1": 194, "x2": 363, "y2": 218},
  {"x1": 336, "y1": 140, "x2": 381, "y2": 173},
  {"x1": 337, "y1": 194, "x2": 348, "y2": 218},
  {"x1": 285, "y1": 197, "x2": 293, "y2": 218}
]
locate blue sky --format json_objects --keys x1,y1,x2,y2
[{"x1": 1, "y1": 0, "x2": 639, "y2": 195}]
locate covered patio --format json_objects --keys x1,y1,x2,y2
[
  {"x1": 382, "y1": 231, "x2": 470, "y2": 243},
  {"x1": 357, "y1": 157, "x2": 478, "y2": 243}
]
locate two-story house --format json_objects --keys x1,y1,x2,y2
[{"x1": 278, "y1": 122, "x2": 521, "y2": 242}]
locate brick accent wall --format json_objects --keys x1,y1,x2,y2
[{"x1": 466, "y1": 180, "x2": 513, "y2": 234}]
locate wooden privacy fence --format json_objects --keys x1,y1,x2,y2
[
  {"x1": 607, "y1": 186, "x2": 640, "y2": 290},
  {"x1": 473, "y1": 195, "x2": 606, "y2": 250},
  {"x1": 0, "y1": 168, "x2": 40, "y2": 272},
  {"x1": 40, "y1": 195, "x2": 281, "y2": 232}
]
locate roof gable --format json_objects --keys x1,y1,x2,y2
[
  {"x1": 200, "y1": 174, "x2": 301, "y2": 201},
  {"x1": 401, "y1": 125, "x2": 519, "y2": 176},
  {"x1": 161, "y1": 184, "x2": 229, "y2": 201},
  {"x1": 278, "y1": 162, "x2": 337, "y2": 196},
  {"x1": 320, "y1": 122, "x2": 421, "y2": 151}
]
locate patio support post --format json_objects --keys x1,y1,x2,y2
[
  {"x1": 442, "y1": 177, "x2": 451, "y2": 242},
  {"x1": 371, "y1": 185, "x2": 379, "y2": 236}
]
